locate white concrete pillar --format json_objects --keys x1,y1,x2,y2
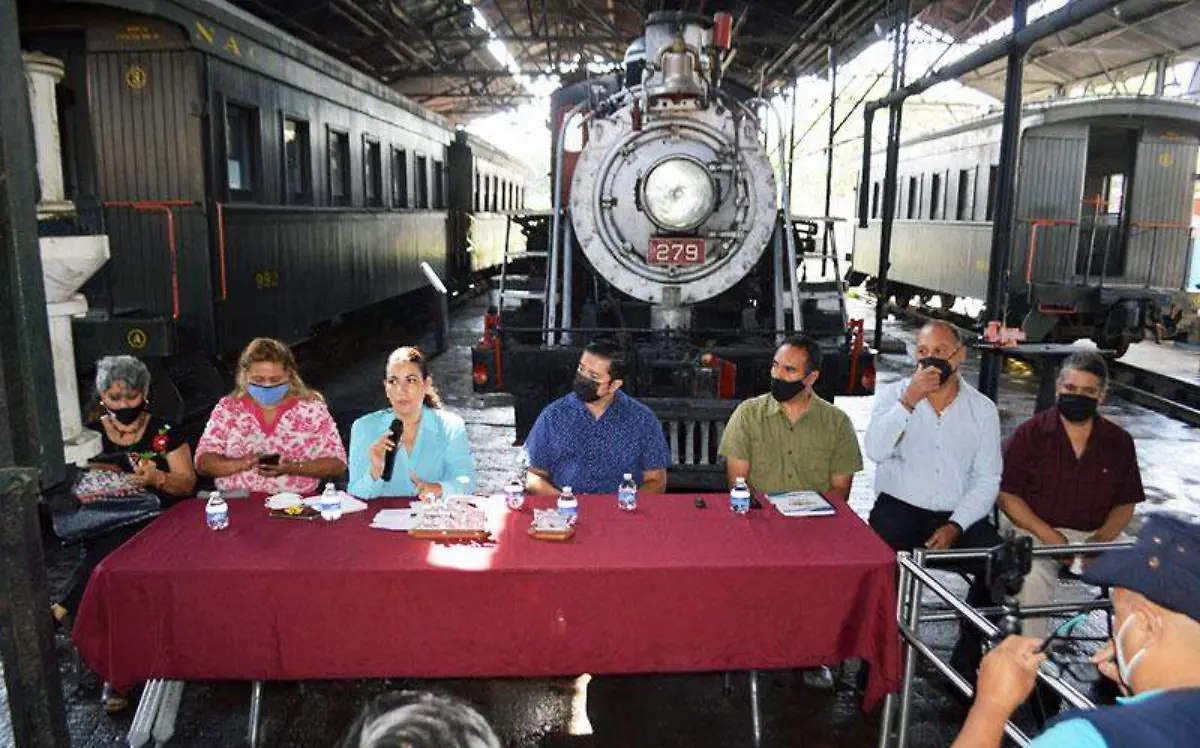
[{"x1": 22, "y1": 51, "x2": 73, "y2": 218}]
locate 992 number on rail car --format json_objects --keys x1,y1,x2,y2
[{"x1": 647, "y1": 238, "x2": 705, "y2": 265}]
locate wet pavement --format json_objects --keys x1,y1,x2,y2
[{"x1": 3, "y1": 294, "x2": 1197, "y2": 747}]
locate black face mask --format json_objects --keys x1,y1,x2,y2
[
  {"x1": 1057, "y1": 393, "x2": 1098, "y2": 423},
  {"x1": 108, "y1": 401, "x2": 146, "y2": 425},
  {"x1": 917, "y1": 356, "x2": 956, "y2": 386},
  {"x1": 573, "y1": 374, "x2": 602, "y2": 404},
  {"x1": 770, "y1": 377, "x2": 807, "y2": 403}
]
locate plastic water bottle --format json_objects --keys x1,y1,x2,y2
[
  {"x1": 730, "y1": 477, "x2": 751, "y2": 515},
  {"x1": 504, "y1": 478, "x2": 525, "y2": 511},
  {"x1": 617, "y1": 473, "x2": 638, "y2": 512},
  {"x1": 205, "y1": 492, "x2": 229, "y2": 531},
  {"x1": 319, "y1": 482, "x2": 342, "y2": 522},
  {"x1": 556, "y1": 486, "x2": 578, "y2": 526}
]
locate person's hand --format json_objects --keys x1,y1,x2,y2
[
  {"x1": 236, "y1": 455, "x2": 259, "y2": 473},
  {"x1": 368, "y1": 433, "x2": 396, "y2": 480},
  {"x1": 925, "y1": 522, "x2": 962, "y2": 549},
  {"x1": 131, "y1": 458, "x2": 165, "y2": 489},
  {"x1": 1091, "y1": 641, "x2": 1121, "y2": 689},
  {"x1": 411, "y1": 473, "x2": 442, "y2": 498},
  {"x1": 903, "y1": 364, "x2": 943, "y2": 408},
  {"x1": 975, "y1": 636, "x2": 1046, "y2": 719}
]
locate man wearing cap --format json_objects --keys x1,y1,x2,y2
[
  {"x1": 952, "y1": 515, "x2": 1200, "y2": 747},
  {"x1": 998, "y1": 350, "x2": 1144, "y2": 640}
]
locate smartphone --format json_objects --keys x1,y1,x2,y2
[{"x1": 258, "y1": 453, "x2": 281, "y2": 466}]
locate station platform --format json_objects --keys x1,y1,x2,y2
[{"x1": 1120, "y1": 340, "x2": 1200, "y2": 388}]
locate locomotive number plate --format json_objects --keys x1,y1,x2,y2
[{"x1": 647, "y1": 238, "x2": 706, "y2": 265}]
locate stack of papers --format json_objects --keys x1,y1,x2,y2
[
  {"x1": 371, "y1": 508, "x2": 421, "y2": 531},
  {"x1": 765, "y1": 491, "x2": 837, "y2": 518}
]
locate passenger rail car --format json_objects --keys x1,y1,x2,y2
[
  {"x1": 19, "y1": 0, "x2": 527, "y2": 416},
  {"x1": 852, "y1": 97, "x2": 1200, "y2": 355},
  {"x1": 473, "y1": 11, "x2": 876, "y2": 491}
]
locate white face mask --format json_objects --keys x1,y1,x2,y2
[{"x1": 1114, "y1": 612, "x2": 1149, "y2": 690}]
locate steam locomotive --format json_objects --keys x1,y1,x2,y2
[{"x1": 473, "y1": 11, "x2": 876, "y2": 490}]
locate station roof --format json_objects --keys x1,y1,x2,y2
[
  {"x1": 230, "y1": 0, "x2": 1200, "y2": 120},
  {"x1": 229, "y1": 0, "x2": 937, "y2": 121},
  {"x1": 932, "y1": 0, "x2": 1200, "y2": 99}
]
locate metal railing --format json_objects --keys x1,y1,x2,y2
[{"x1": 877, "y1": 539, "x2": 1134, "y2": 748}]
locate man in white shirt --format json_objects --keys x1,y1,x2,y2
[{"x1": 864, "y1": 320, "x2": 1003, "y2": 677}]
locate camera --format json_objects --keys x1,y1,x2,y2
[{"x1": 984, "y1": 535, "x2": 1034, "y2": 637}]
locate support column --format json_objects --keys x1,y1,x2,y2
[
  {"x1": 22, "y1": 52, "x2": 72, "y2": 219},
  {"x1": 979, "y1": 0, "x2": 1027, "y2": 401},
  {"x1": 873, "y1": 0, "x2": 909, "y2": 352},
  {"x1": 0, "y1": 468, "x2": 70, "y2": 748}
]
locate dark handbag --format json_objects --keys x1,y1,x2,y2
[{"x1": 51, "y1": 493, "x2": 162, "y2": 544}]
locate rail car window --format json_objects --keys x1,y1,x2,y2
[
  {"x1": 1104, "y1": 174, "x2": 1125, "y2": 214},
  {"x1": 491, "y1": 175, "x2": 499, "y2": 212},
  {"x1": 985, "y1": 165, "x2": 999, "y2": 221},
  {"x1": 474, "y1": 172, "x2": 481, "y2": 211},
  {"x1": 328, "y1": 129, "x2": 350, "y2": 206},
  {"x1": 955, "y1": 169, "x2": 971, "y2": 220},
  {"x1": 930, "y1": 173, "x2": 943, "y2": 220},
  {"x1": 282, "y1": 118, "x2": 311, "y2": 204},
  {"x1": 482, "y1": 173, "x2": 490, "y2": 212},
  {"x1": 392, "y1": 148, "x2": 408, "y2": 208},
  {"x1": 364, "y1": 138, "x2": 382, "y2": 207},
  {"x1": 433, "y1": 160, "x2": 445, "y2": 209},
  {"x1": 225, "y1": 104, "x2": 258, "y2": 199},
  {"x1": 415, "y1": 155, "x2": 429, "y2": 208},
  {"x1": 906, "y1": 177, "x2": 918, "y2": 219},
  {"x1": 871, "y1": 182, "x2": 880, "y2": 219}
]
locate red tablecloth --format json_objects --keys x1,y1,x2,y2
[{"x1": 73, "y1": 493, "x2": 901, "y2": 709}]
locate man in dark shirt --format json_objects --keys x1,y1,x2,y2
[{"x1": 999, "y1": 350, "x2": 1144, "y2": 639}]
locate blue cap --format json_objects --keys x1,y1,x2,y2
[{"x1": 1082, "y1": 514, "x2": 1200, "y2": 621}]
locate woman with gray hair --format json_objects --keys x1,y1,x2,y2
[
  {"x1": 337, "y1": 691, "x2": 501, "y2": 748},
  {"x1": 52, "y1": 355, "x2": 196, "y2": 711}
]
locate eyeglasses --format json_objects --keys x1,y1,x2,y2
[{"x1": 1036, "y1": 613, "x2": 1110, "y2": 683}]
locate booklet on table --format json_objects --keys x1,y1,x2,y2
[{"x1": 765, "y1": 491, "x2": 836, "y2": 518}]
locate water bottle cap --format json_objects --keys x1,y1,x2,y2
[
  {"x1": 563, "y1": 486, "x2": 573, "y2": 493},
  {"x1": 623, "y1": 473, "x2": 632, "y2": 480}
]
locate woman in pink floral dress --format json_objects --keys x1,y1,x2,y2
[{"x1": 196, "y1": 338, "x2": 347, "y2": 494}]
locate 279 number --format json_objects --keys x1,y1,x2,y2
[{"x1": 647, "y1": 238, "x2": 705, "y2": 265}]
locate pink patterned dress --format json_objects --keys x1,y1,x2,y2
[{"x1": 195, "y1": 394, "x2": 348, "y2": 495}]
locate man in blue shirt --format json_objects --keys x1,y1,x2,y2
[
  {"x1": 524, "y1": 340, "x2": 671, "y2": 495},
  {"x1": 953, "y1": 515, "x2": 1200, "y2": 748}
]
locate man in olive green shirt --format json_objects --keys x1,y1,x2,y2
[{"x1": 718, "y1": 335, "x2": 862, "y2": 499}]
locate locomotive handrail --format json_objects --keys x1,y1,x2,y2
[
  {"x1": 1018, "y1": 216, "x2": 1079, "y2": 285},
  {"x1": 102, "y1": 200, "x2": 198, "y2": 321}
]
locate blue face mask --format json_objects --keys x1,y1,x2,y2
[{"x1": 247, "y1": 382, "x2": 289, "y2": 406}]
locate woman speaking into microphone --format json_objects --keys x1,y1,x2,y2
[{"x1": 347, "y1": 346, "x2": 477, "y2": 499}]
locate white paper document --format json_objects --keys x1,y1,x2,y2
[
  {"x1": 370, "y1": 508, "x2": 422, "y2": 531},
  {"x1": 765, "y1": 491, "x2": 836, "y2": 518}
]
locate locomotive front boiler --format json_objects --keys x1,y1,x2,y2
[{"x1": 568, "y1": 11, "x2": 777, "y2": 330}]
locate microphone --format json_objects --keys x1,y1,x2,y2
[{"x1": 380, "y1": 419, "x2": 404, "y2": 482}]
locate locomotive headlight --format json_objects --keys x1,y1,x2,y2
[{"x1": 641, "y1": 157, "x2": 717, "y2": 231}]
